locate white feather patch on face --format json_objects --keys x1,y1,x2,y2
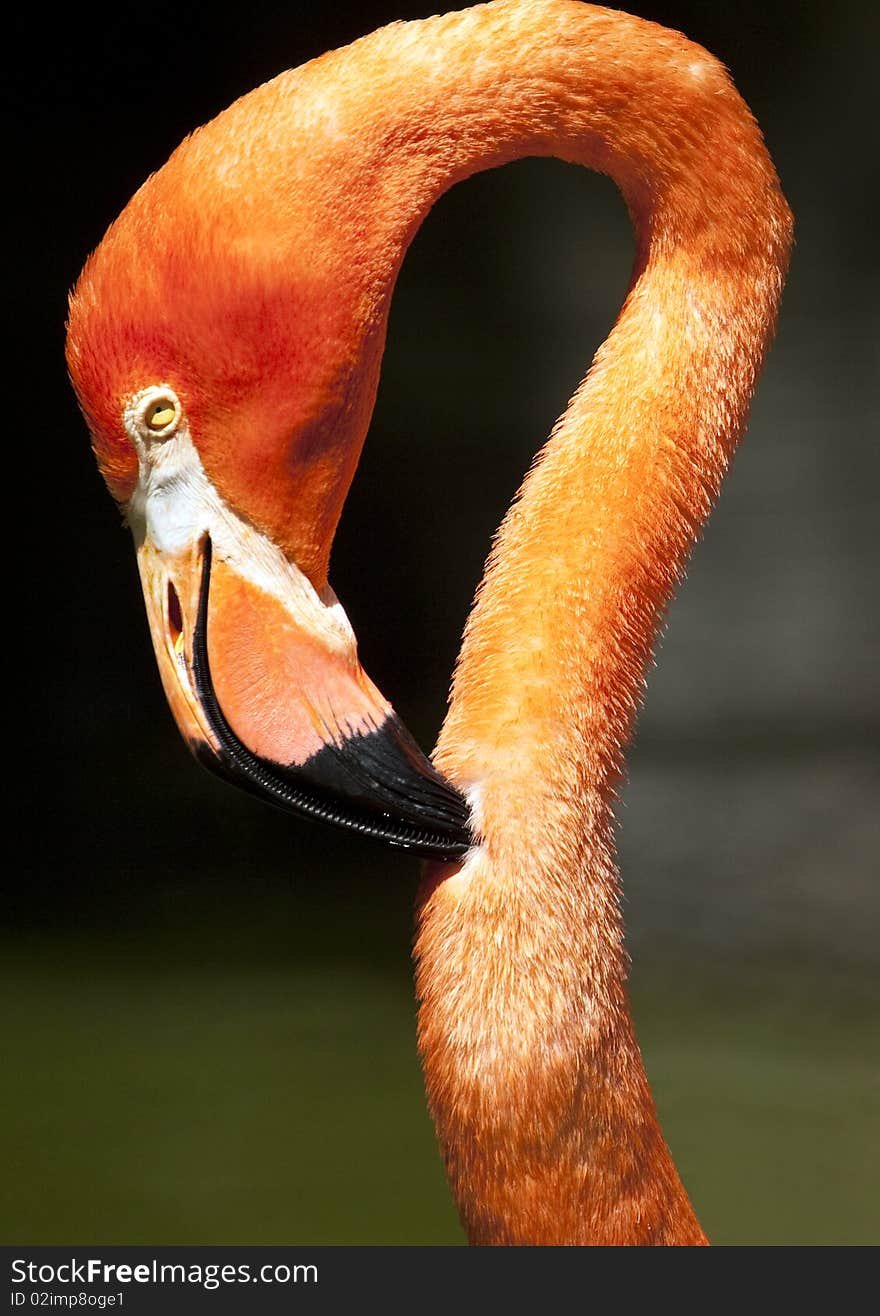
[{"x1": 123, "y1": 385, "x2": 355, "y2": 654}]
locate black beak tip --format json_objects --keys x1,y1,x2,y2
[
  {"x1": 298, "y1": 712, "x2": 474, "y2": 857},
  {"x1": 189, "y1": 536, "x2": 474, "y2": 860},
  {"x1": 194, "y1": 719, "x2": 474, "y2": 859}
]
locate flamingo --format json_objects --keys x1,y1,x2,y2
[{"x1": 66, "y1": 0, "x2": 792, "y2": 1245}]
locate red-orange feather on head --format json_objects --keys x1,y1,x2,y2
[{"x1": 66, "y1": 72, "x2": 386, "y2": 587}]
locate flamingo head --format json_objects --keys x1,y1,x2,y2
[{"x1": 65, "y1": 72, "x2": 471, "y2": 858}]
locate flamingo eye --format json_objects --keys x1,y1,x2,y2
[
  {"x1": 131, "y1": 385, "x2": 183, "y2": 440},
  {"x1": 148, "y1": 402, "x2": 177, "y2": 430}
]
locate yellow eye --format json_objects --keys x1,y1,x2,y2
[
  {"x1": 147, "y1": 402, "x2": 177, "y2": 431},
  {"x1": 127, "y1": 385, "x2": 183, "y2": 443}
]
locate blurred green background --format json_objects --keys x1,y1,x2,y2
[{"x1": 10, "y1": 0, "x2": 878, "y2": 1244}]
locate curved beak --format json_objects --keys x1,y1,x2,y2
[{"x1": 135, "y1": 532, "x2": 472, "y2": 859}]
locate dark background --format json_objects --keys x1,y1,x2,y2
[{"x1": 9, "y1": 0, "x2": 878, "y2": 1243}]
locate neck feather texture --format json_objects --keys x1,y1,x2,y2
[{"x1": 337, "y1": 0, "x2": 791, "y2": 1245}]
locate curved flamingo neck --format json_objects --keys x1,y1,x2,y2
[
  {"x1": 73, "y1": 0, "x2": 790, "y2": 1245},
  {"x1": 334, "y1": 1, "x2": 791, "y2": 1245}
]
